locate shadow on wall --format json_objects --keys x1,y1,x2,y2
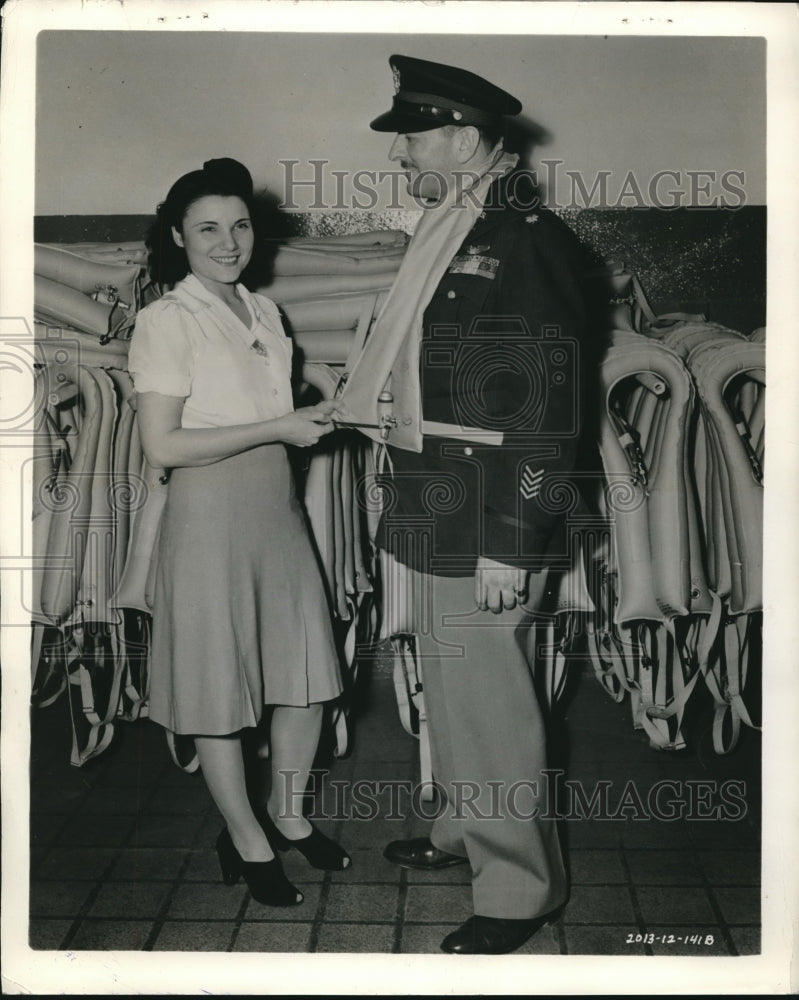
[
  {"x1": 248, "y1": 188, "x2": 307, "y2": 288},
  {"x1": 505, "y1": 114, "x2": 553, "y2": 171}
]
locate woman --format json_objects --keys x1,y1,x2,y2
[{"x1": 128, "y1": 158, "x2": 350, "y2": 908}]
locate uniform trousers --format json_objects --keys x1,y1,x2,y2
[{"x1": 406, "y1": 565, "x2": 568, "y2": 920}]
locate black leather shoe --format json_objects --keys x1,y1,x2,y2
[
  {"x1": 383, "y1": 837, "x2": 468, "y2": 871},
  {"x1": 215, "y1": 828, "x2": 303, "y2": 907},
  {"x1": 440, "y1": 914, "x2": 553, "y2": 955},
  {"x1": 261, "y1": 812, "x2": 351, "y2": 871}
]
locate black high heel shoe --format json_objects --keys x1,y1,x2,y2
[
  {"x1": 261, "y1": 812, "x2": 352, "y2": 871},
  {"x1": 215, "y1": 828, "x2": 303, "y2": 906}
]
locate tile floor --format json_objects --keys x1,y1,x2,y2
[{"x1": 29, "y1": 648, "x2": 761, "y2": 956}]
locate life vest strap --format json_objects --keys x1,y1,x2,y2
[{"x1": 421, "y1": 420, "x2": 504, "y2": 446}]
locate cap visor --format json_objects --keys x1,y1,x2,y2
[{"x1": 369, "y1": 109, "x2": 444, "y2": 133}]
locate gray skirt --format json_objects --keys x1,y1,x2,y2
[{"x1": 147, "y1": 444, "x2": 342, "y2": 735}]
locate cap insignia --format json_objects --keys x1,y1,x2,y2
[
  {"x1": 392, "y1": 64, "x2": 402, "y2": 93},
  {"x1": 525, "y1": 214, "x2": 540, "y2": 224}
]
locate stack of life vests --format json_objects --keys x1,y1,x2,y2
[
  {"x1": 32, "y1": 242, "x2": 154, "y2": 764},
  {"x1": 585, "y1": 266, "x2": 764, "y2": 753},
  {"x1": 29, "y1": 237, "x2": 764, "y2": 767},
  {"x1": 30, "y1": 232, "x2": 405, "y2": 766}
]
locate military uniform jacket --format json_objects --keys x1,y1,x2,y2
[{"x1": 378, "y1": 170, "x2": 589, "y2": 577}]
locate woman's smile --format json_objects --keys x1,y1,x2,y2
[{"x1": 172, "y1": 194, "x2": 255, "y2": 293}]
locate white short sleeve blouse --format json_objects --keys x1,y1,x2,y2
[{"x1": 128, "y1": 273, "x2": 294, "y2": 429}]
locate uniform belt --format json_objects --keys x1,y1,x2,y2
[{"x1": 421, "y1": 420, "x2": 504, "y2": 446}]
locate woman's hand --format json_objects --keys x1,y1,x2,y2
[
  {"x1": 136, "y1": 393, "x2": 344, "y2": 468},
  {"x1": 276, "y1": 399, "x2": 343, "y2": 447}
]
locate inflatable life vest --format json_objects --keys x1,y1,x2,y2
[
  {"x1": 263, "y1": 270, "x2": 398, "y2": 305},
  {"x1": 279, "y1": 292, "x2": 386, "y2": 333},
  {"x1": 34, "y1": 242, "x2": 146, "y2": 344},
  {"x1": 64, "y1": 367, "x2": 121, "y2": 627},
  {"x1": 34, "y1": 275, "x2": 134, "y2": 343},
  {"x1": 374, "y1": 550, "x2": 433, "y2": 799},
  {"x1": 110, "y1": 459, "x2": 169, "y2": 614},
  {"x1": 31, "y1": 376, "x2": 75, "y2": 625},
  {"x1": 105, "y1": 370, "x2": 138, "y2": 593},
  {"x1": 271, "y1": 244, "x2": 405, "y2": 277},
  {"x1": 598, "y1": 333, "x2": 702, "y2": 623},
  {"x1": 35, "y1": 324, "x2": 130, "y2": 370},
  {"x1": 595, "y1": 275, "x2": 765, "y2": 749},
  {"x1": 30, "y1": 361, "x2": 125, "y2": 763},
  {"x1": 39, "y1": 366, "x2": 105, "y2": 624},
  {"x1": 40, "y1": 241, "x2": 148, "y2": 266},
  {"x1": 688, "y1": 341, "x2": 765, "y2": 616},
  {"x1": 283, "y1": 229, "x2": 407, "y2": 249},
  {"x1": 112, "y1": 406, "x2": 152, "y2": 725},
  {"x1": 35, "y1": 244, "x2": 141, "y2": 311},
  {"x1": 594, "y1": 326, "x2": 721, "y2": 749},
  {"x1": 299, "y1": 361, "x2": 381, "y2": 758}
]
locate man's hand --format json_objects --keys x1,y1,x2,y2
[{"x1": 475, "y1": 556, "x2": 528, "y2": 613}]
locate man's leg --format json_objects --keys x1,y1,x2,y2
[{"x1": 414, "y1": 569, "x2": 567, "y2": 920}]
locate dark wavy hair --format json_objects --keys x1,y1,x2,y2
[{"x1": 145, "y1": 158, "x2": 268, "y2": 288}]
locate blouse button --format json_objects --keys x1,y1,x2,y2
[{"x1": 447, "y1": 290, "x2": 456, "y2": 299}]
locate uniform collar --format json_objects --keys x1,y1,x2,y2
[{"x1": 473, "y1": 169, "x2": 543, "y2": 224}]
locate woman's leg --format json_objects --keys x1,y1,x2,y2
[
  {"x1": 266, "y1": 703, "x2": 324, "y2": 839},
  {"x1": 194, "y1": 733, "x2": 275, "y2": 862}
]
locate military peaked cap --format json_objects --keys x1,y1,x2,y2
[{"x1": 370, "y1": 54, "x2": 522, "y2": 133}]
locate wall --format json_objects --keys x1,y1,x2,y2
[
  {"x1": 35, "y1": 32, "x2": 766, "y2": 214},
  {"x1": 34, "y1": 30, "x2": 767, "y2": 333}
]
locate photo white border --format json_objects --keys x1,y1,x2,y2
[{"x1": 2, "y1": 1, "x2": 797, "y2": 994}]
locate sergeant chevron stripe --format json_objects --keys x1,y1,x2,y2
[{"x1": 520, "y1": 465, "x2": 544, "y2": 500}]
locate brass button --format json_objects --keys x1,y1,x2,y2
[
  {"x1": 447, "y1": 290, "x2": 456, "y2": 299},
  {"x1": 464, "y1": 446, "x2": 473, "y2": 456}
]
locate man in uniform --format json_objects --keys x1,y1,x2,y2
[{"x1": 341, "y1": 55, "x2": 589, "y2": 954}]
